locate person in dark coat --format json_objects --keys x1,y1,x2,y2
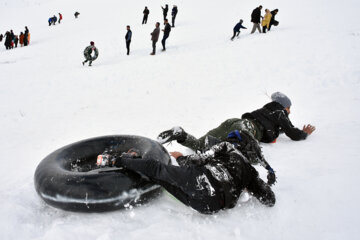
[
  {"x1": 0, "y1": 34, "x2": 3, "y2": 42},
  {"x1": 171, "y1": 5, "x2": 178, "y2": 27},
  {"x1": 231, "y1": 19, "x2": 247, "y2": 40},
  {"x1": 4, "y1": 31, "x2": 11, "y2": 49},
  {"x1": 24, "y1": 26, "x2": 29, "y2": 46},
  {"x1": 14, "y1": 35, "x2": 18, "y2": 48},
  {"x1": 9, "y1": 30, "x2": 15, "y2": 49},
  {"x1": 58, "y1": 13, "x2": 63, "y2": 24},
  {"x1": 104, "y1": 142, "x2": 275, "y2": 214},
  {"x1": 250, "y1": 5, "x2": 262, "y2": 34},
  {"x1": 268, "y1": 9, "x2": 279, "y2": 31},
  {"x1": 161, "y1": 19, "x2": 171, "y2": 51},
  {"x1": 142, "y1": 7, "x2": 150, "y2": 24},
  {"x1": 48, "y1": 17, "x2": 53, "y2": 26},
  {"x1": 52, "y1": 15, "x2": 57, "y2": 25},
  {"x1": 150, "y1": 22, "x2": 160, "y2": 55},
  {"x1": 162, "y1": 4, "x2": 169, "y2": 20},
  {"x1": 74, "y1": 12, "x2": 80, "y2": 18},
  {"x1": 125, "y1": 25, "x2": 132, "y2": 55}
]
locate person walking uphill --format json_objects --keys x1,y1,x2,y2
[
  {"x1": 125, "y1": 25, "x2": 132, "y2": 55},
  {"x1": 108, "y1": 143, "x2": 275, "y2": 214},
  {"x1": 82, "y1": 41, "x2": 99, "y2": 66},
  {"x1": 171, "y1": 5, "x2": 178, "y2": 27},
  {"x1": 161, "y1": 19, "x2": 171, "y2": 51},
  {"x1": 231, "y1": 19, "x2": 247, "y2": 40},
  {"x1": 162, "y1": 4, "x2": 169, "y2": 20},
  {"x1": 262, "y1": 9, "x2": 272, "y2": 33},
  {"x1": 150, "y1": 22, "x2": 160, "y2": 55},
  {"x1": 142, "y1": 7, "x2": 149, "y2": 24},
  {"x1": 251, "y1": 5, "x2": 262, "y2": 34}
]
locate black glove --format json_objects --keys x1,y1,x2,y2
[{"x1": 267, "y1": 168, "x2": 277, "y2": 186}]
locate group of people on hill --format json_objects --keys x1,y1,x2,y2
[
  {"x1": 231, "y1": 5, "x2": 279, "y2": 40},
  {"x1": 48, "y1": 13, "x2": 62, "y2": 26},
  {"x1": 97, "y1": 92, "x2": 316, "y2": 214},
  {"x1": 82, "y1": 5, "x2": 179, "y2": 66},
  {"x1": 142, "y1": 5, "x2": 178, "y2": 27},
  {"x1": 1, "y1": 26, "x2": 30, "y2": 50}
]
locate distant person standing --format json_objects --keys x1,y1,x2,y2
[
  {"x1": 231, "y1": 19, "x2": 247, "y2": 40},
  {"x1": 171, "y1": 5, "x2": 178, "y2": 27},
  {"x1": 142, "y1": 7, "x2": 150, "y2": 24},
  {"x1": 261, "y1": 9, "x2": 272, "y2": 33},
  {"x1": 58, "y1": 13, "x2": 63, "y2": 24},
  {"x1": 150, "y1": 22, "x2": 160, "y2": 55},
  {"x1": 0, "y1": 34, "x2": 3, "y2": 42},
  {"x1": 162, "y1": 4, "x2": 169, "y2": 20},
  {"x1": 4, "y1": 31, "x2": 11, "y2": 49},
  {"x1": 10, "y1": 30, "x2": 15, "y2": 49},
  {"x1": 48, "y1": 17, "x2": 53, "y2": 26},
  {"x1": 161, "y1": 19, "x2": 171, "y2": 51},
  {"x1": 251, "y1": 5, "x2": 262, "y2": 34},
  {"x1": 125, "y1": 25, "x2": 132, "y2": 55},
  {"x1": 14, "y1": 35, "x2": 19, "y2": 48},
  {"x1": 268, "y1": 9, "x2": 279, "y2": 31},
  {"x1": 24, "y1": 26, "x2": 30, "y2": 45},
  {"x1": 74, "y1": 12, "x2": 80, "y2": 18},
  {"x1": 82, "y1": 41, "x2": 99, "y2": 66},
  {"x1": 19, "y1": 32, "x2": 24, "y2": 47}
]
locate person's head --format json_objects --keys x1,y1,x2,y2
[
  {"x1": 259, "y1": 5, "x2": 263, "y2": 9},
  {"x1": 271, "y1": 92, "x2": 292, "y2": 113},
  {"x1": 166, "y1": 4, "x2": 168, "y2": 7},
  {"x1": 127, "y1": 25, "x2": 130, "y2": 30},
  {"x1": 164, "y1": 19, "x2": 168, "y2": 24},
  {"x1": 145, "y1": 6, "x2": 148, "y2": 9},
  {"x1": 90, "y1": 41, "x2": 94, "y2": 46},
  {"x1": 274, "y1": 9, "x2": 279, "y2": 13},
  {"x1": 265, "y1": 9, "x2": 270, "y2": 13},
  {"x1": 20, "y1": 32, "x2": 23, "y2": 35},
  {"x1": 156, "y1": 22, "x2": 160, "y2": 27},
  {"x1": 239, "y1": 19, "x2": 243, "y2": 23}
]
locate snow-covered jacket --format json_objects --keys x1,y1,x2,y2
[
  {"x1": 242, "y1": 101, "x2": 308, "y2": 143},
  {"x1": 177, "y1": 142, "x2": 258, "y2": 208}
]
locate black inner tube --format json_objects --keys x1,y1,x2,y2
[{"x1": 34, "y1": 135, "x2": 170, "y2": 212}]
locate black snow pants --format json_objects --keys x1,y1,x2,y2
[
  {"x1": 231, "y1": 30, "x2": 240, "y2": 40},
  {"x1": 126, "y1": 40, "x2": 131, "y2": 55},
  {"x1": 119, "y1": 158, "x2": 226, "y2": 214},
  {"x1": 161, "y1": 34, "x2": 169, "y2": 50},
  {"x1": 142, "y1": 15, "x2": 148, "y2": 24}
]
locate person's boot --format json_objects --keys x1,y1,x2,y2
[
  {"x1": 82, "y1": 61, "x2": 85, "y2": 66},
  {"x1": 247, "y1": 177, "x2": 275, "y2": 207},
  {"x1": 150, "y1": 52, "x2": 155, "y2": 55},
  {"x1": 157, "y1": 126, "x2": 187, "y2": 144}
]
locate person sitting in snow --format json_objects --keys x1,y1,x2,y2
[
  {"x1": 231, "y1": 19, "x2": 247, "y2": 40},
  {"x1": 82, "y1": 41, "x2": 99, "y2": 66},
  {"x1": 97, "y1": 143, "x2": 276, "y2": 214}
]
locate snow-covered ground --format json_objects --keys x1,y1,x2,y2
[{"x1": 1, "y1": 0, "x2": 360, "y2": 239}]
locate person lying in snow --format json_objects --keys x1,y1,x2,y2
[
  {"x1": 157, "y1": 92, "x2": 315, "y2": 147},
  {"x1": 96, "y1": 143, "x2": 276, "y2": 214}
]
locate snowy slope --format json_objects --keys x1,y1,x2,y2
[{"x1": 1, "y1": 0, "x2": 360, "y2": 239}]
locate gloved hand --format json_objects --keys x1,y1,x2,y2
[{"x1": 267, "y1": 168, "x2": 277, "y2": 186}]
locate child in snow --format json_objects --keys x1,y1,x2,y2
[
  {"x1": 231, "y1": 19, "x2": 247, "y2": 40},
  {"x1": 82, "y1": 41, "x2": 99, "y2": 66},
  {"x1": 261, "y1": 9, "x2": 272, "y2": 33}
]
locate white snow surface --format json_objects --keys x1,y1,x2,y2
[{"x1": 1, "y1": 0, "x2": 360, "y2": 239}]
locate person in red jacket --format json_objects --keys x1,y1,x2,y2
[{"x1": 58, "y1": 13, "x2": 63, "y2": 24}]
